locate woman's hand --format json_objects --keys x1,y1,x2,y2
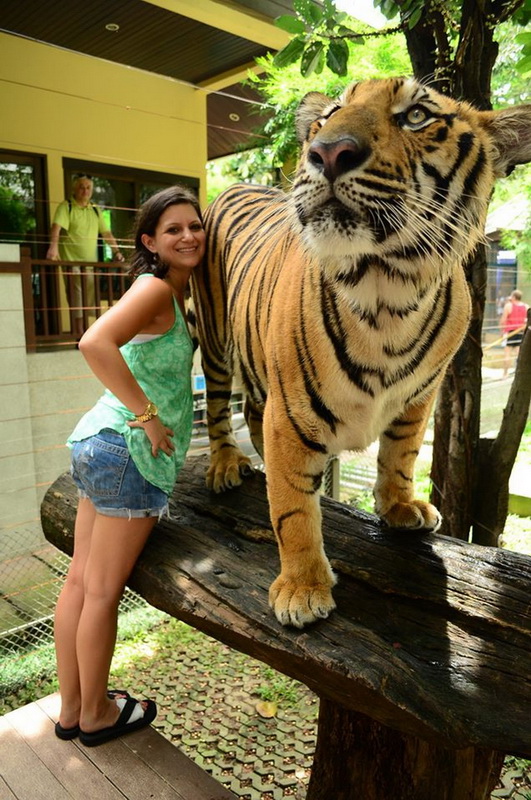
[{"x1": 127, "y1": 416, "x2": 175, "y2": 457}]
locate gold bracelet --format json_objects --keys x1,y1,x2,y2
[{"x1": 134, "y1": 401, "x2": 158, "y2": 423}]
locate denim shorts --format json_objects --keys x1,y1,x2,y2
[{"x1": 70, "y1": 429, "x2": 169, "y2": 519}]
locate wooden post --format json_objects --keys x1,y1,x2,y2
[{"x1": 307, "y1": 700, "x2": 504, "y2": 800}]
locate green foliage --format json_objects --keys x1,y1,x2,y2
[
  {"x1": 374, "y1": 0, "x2": 424, "y2": 29},
  {"x1": 273, "y1": 0, "x2": 530, "y2": 79},
  {"x1": 254, "y1": 667, "x2": 301, "y2": 705},
  {"x1": 492, "y1": 20, "x2": 531, "y2": 105},
  {"x1": 489, "y1": 17, "x2": 531, "y2": 275},
  {"x1": 273, "y1": 0, "x2": 391, "y2": 78},
  {"x1": 0, "y1": 185, "x2": 33, "y2": 239},
  {"x1": 207, "y1": 148, "x2": 280, "y2": 203},
  {"x1": 515, "y1": 30, "x2": 531, "y2": 75}
]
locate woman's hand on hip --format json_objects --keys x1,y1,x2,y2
[{"x1": 127, "y1": 417, "x2": 175, "y2": 457}]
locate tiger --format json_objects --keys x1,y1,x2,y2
[{"x1": 191, "y1": 77, "x2": 531, "y2": 629}]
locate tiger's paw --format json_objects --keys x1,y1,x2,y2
[
  {"x1": 269, "y1": 575, "x2": 337, "y2": 629},
  {"x1": 206, "y1": 449, "x2": 254, "y2": 493},
  {"x1": 381, "y1": 500, "x2": 442, "y2": 532}
]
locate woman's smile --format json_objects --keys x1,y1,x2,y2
[{"x1": 142, "y1": 203, "x2": 206, "y2": 273}]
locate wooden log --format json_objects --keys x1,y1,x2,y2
[{"x1": 41, "y1": 454, "x2": 531, "y2": 797}]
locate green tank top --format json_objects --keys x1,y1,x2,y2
[{"x1": 67, "y1": 275, "x2": 194, "y2": 495}]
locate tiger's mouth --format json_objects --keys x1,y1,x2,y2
[
  {"x1": 304, "y1": 198, "x2": 364, "y2": 227},
  {"x1": 302, "y1": 193, "x2": 405, "y2": 244}
]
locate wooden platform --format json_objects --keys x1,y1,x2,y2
[{"x1": 0, "y1": 693, "x2": 235, "y2": 800}]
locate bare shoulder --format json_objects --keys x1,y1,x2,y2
[
  {"x1": 84, "y1": 274, "x2": 173, "y2": 344},
  {"x1": 130, "y1": 274, "x2": 172, "y2": 299},
  {"x1": 123, "y1": 274, "x2": 173, "y2": 310}
]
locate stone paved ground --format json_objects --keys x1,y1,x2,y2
[
  {"x1": 108, "y1": 616, "x2": 531, "y2": 800},
  {"x1": 111, "y1": 618, "x2": 316, "y2": 799}
]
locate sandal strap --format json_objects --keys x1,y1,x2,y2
[{"x1": 115, "y1": 696, "x2": 141, "y2": 726}]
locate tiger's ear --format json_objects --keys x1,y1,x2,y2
[
  {"x1": 296, "y1": 92, "x2": 333, "y2": 144},
  {"x1": 478, "y1": 105, "x2": 531, "y2": 177}
]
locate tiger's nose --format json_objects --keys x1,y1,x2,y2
[{"x1": 308, "y1": 137, "x2": 370, "y2": 181}]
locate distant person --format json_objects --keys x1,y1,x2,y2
[
  {"x1": 53, "y1": 185, "x2": 205, "y2": 747},
  {"x1": 500, "y1": 290, "x2": 528, "y2": 378},
  {"x1": 46, "y1": 174, "x2": 124, "y2": 339}
]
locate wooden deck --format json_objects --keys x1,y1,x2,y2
[{"x1": 0, "y1": 693, "x2": 235, "y2": 800}]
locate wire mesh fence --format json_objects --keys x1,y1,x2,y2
[{"x1": 0, "y1": 526, "x2": 145, "y2": 657}]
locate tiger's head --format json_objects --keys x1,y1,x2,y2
[{"x1": 292, "y1": 77, "x2": 531, "y2": 276}]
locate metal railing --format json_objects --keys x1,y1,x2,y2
[{"x1": 1, "y1": 246, "x2": 131, "y2": 351}]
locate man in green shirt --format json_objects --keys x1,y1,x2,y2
[{"x1": 47, "y1": 174, "x2": 124, "y2": 338}]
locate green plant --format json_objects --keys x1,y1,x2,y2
[{"x1": 254, "y1": 667, "x2": 301, "y2": 706}]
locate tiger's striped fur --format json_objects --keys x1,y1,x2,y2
[{"x1": 191, "y1": 78, "x2": 531, "y2": 628}]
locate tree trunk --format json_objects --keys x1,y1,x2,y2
[
  {"x1": 430, "y1": 248, "x2": 487, "y2": 540},
  {"x1": 307, "y1": 700, "x2": 505, "y2": 800},
  {"x1": 473, "y1": 315, "x2": 531, "y2": 545},
  {"x1": 410, "y1": 1, "x2": 514, "y2": 543}
]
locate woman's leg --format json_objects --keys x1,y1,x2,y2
[
  {"x1": 54, "y1": 497, "x2": 97, "y2": 729},
  {"x1": 76, "y1": 512, "x2": 156, "y2": 733}
]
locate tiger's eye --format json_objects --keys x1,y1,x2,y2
[{"x1": 406, "y1": 106, "x2": 428, "y2": 125}]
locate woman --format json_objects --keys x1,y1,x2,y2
[{"x1": 53, "y1": 185, "x2": 205, "y2": 747}]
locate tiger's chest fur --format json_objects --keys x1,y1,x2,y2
[{"x1": 217, "y1": 183, "x2": 470, "y2": 452}]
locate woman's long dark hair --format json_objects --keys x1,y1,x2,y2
[{"x1": 128, "y1": 185, "x2": 203, "y2": 279}]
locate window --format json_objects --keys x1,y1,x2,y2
[{"x1": 0, "y1": 150, "x2": 49, "y2": 258}]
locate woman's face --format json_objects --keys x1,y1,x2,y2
[{"x1": 142, "y1": 203, "x2": 205, "y2": 273}]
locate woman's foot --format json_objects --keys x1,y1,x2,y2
[
  {"x1": 79, "y1": 695, "x2": 157, "y2": 747},
  {"x1": 55, "y1": 721, "x2": 80, "y2": 740}
]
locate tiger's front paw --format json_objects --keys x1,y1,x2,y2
[
  {"x1": 269, "y1": 574, "x2": 337, "y2": 629},
  {"x1": 381, "y1": 500, "x2": 442, "y2": 532},
  {"x1": 206, "y1": 448, "x2": 254, "y2": 493}
]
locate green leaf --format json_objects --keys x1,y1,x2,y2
[
  {"x1": 515, "y1": 53, "x2": 531, "y2": 74},
  {"x1": 275, "y1": 15, "x2": 306, "y2": 34},
  {"x1": 337, "y1": 24, "x2": 360, "y2": 36},
  {"x1": 512, "y1": 0, "x2": 531, "y2": 24},
  {"x1": 322, "y1": 0, "x2": 337, "y2": 18},
  {"x1": 326, "y1": 39, "x2": 350, "y2": 76},
  {"x1": 334, "y1": 11, "x2": 350, "y2": 23},
  {"x1": 301, "y1": 41, "x2": 325, "y2": 77},
  {"x1": 408, "y1": 6, "x2": 423, "y2": 29},
  {"x1": 375, "y1": 0, "x2": 400, "y2": 19},
  {"x1": 293, "y1": 0, "x2": 322, "y2": 26},
  {"x1": 515, "y1": 32, "x2": 531, "y2": 45},
  {"x1": 273, "y1": 37, "x2": 306, "y2": 69}
]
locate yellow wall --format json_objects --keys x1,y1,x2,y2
[{"x1": 0, "y1": 32, "x2": 208, "y2": 208}]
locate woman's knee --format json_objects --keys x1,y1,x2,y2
[{"x1": 82, "y1": 578, "x2": 124, "y2": 610}]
